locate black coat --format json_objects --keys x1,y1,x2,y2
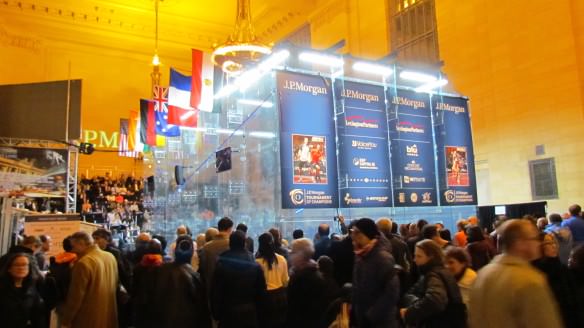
[
  {"x1": 352, "y1": 238, "x2": 399, "y2": 328},
  {"x1": 532, "y1": 257, "x2": 584, "y2": 328},
  {"x1": 327, "y1": 237, "x2": 354, "y2": 286},
  {"x1": 403, "y1": 265, "x2": 463, "y2": 328},
  {"x1": 0, "y1": 278, "x2": 46, "y2": 328},
  {"x1": 143, "y1": 263, "x2": 211, "y2": 328},
  {"x1": 212, "y1": 249, "x2": 266, "y2": 328},
  {"x1": 287, "y1": 264, "x2": 331, "y2": 328},
  {"x1": 131, "y1": 259, "x2": 163, "y2": 328}
]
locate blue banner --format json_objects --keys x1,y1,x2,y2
[
  {"x1": 277, "y1": 71, "x2": 339, "y2": 209},
  {"x1": 388, "y1": 88, "x2": 437, "y2": 206},
  {"x1": 336, "y1": 81, "x2": 392, "y2": 207},
  {"x1": 432, "y1": 96, "x2": 478, "y2": 205}
]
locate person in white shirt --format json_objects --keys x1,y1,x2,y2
[
  {"x1": 445, "y1": 247, "x2": 476, "y2": 307},
  {"x1": 256, "y1": 232, "x2": 289, "y2": 327}
]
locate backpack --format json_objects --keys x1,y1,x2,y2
[{"x1": 433, "y1": 270, "x2": 468, "y2": 328}]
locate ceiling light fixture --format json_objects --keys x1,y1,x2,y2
[
  {"x1": 352, "y1": 62, "x2": 393, "y2": 76},
  {"x1": 399, "y1": 70, "x2": 437, "y2": 83},
  {"x1": 299, "y1": 52, "x2": 344, "y2": 67},
  {"x1": 212, "y1": 0, "x2": 272, "y2": 76},
  {"x1": 415, "y1": 79, "x2": 449, "y2": 93}
]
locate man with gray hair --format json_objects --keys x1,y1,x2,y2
[
  {"x1": 469, "y1": 219, "x2": 562, "y2": 328},
  {"x1": 61, "y1": 231, "x2": 119, "y2": 328}
]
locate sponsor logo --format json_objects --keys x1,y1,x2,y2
[
  {"x1": 406, "y1": 144, "x2": 419, "y2": 157},
  {"x1": 351, "y1": 140, "x2": 378, "y2": 150},
  {"x1": 396, "y1": 121, "x2": 425, "y2": 133},
  {"x1": 405, "y1": 160, "x2": 423, "y2": 172},
  {"x1": 398, "y1": 192, "x2": 406, "y2": 203},
  {"x1": 344, "y1": 193, "x2": 362, "y2": 205},
  {"x1": 404, "y1": 176, "x2": 426, "y2": 184},
  {"x1": 410, "y1": 192, "x2": 419, "y2": 203},
  {"x1": 290, "y1": 189, "x2": 305, "y2": 205},
  {"x1": 341, "y1": 89, "x2": 380, "y2": 103},
  {"x1": 353, "y1": 157, "x2": 378, "y2": 170},
  {"x1": 346, "y1": 115, "x2": 380, "y2": 129},
  {"x1": 366, "y1": 196, "x2": 389, "y2": 203},
  {"x1": 444, "y1": 190, "x2": 475, "y2": 203},
  {"x1": 422, "y1": 192, "x2": 432, "y2": 204},
  {"x1": 283, "y1": 80, "x2": 327, "y2": 95},
  {"x1": 435, "y1": 102, "x2": 466, "y2": 114},
  {"x1": 392, "y1": 96, "x2": 426, "y2": 109}
]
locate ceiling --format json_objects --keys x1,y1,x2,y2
[{"x1": 0, "y1": 0, "x2": 316, "y2": 62}]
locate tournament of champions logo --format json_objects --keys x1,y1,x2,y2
[
  {"x1": 290, "y1": 189, "x2": 305, "y2": 205},
  {"x1": 290, "y1": 188, "x2": 334, "y2": 206},
  {"x1": 444, "y1": 189, "x2": 474, "y2": 203}
]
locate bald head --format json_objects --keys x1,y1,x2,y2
[
  {"x1": 318, "y1": 224, "x2": 330, "y2": 237},
  {"x1": 176, "y1": 225, "x2": 188, "y2": 236},
  {"x1": 499, "y1": 219, "x2": 540, "y2": 260}
]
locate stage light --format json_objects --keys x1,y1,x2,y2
[
  {"x1": 249, "y1": 131, "x2": 276, "y2": 138},
  {"x1": 238, "y1": 99, "x2": 274, "y2": 108},
  {"x1": 299, "y1": 52, "x2": 344, "y2": 67},
  {"x1": 79, "y1": 142, "x2": 95, "y2": 155},
  {"x1": 237, "y1": 68, "x2": 262, "y2": 92},
  {"x1": 214, "y1": 50, "x2": 290, "y2": 99},
  {"x1": 352, "y1": 62, "x2": 393, "y2": 76},
  {"x1": 415, "y1": 79, "x2": 449, "y2": 93},
  {"x1": 258, "y1": 49, "x2": 290, "y2": 71},
  {"x1": 399, "y1": 70, "x2": 437, "y2": 83}
]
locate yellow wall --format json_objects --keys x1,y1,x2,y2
[
  {"x1": 0, "y1": 16, "x2": 191, "y2": 178},
  {"x1": 435, "y1": 0, "x2": 584, "y2": 212},
  {"x1": 309, "y1": 0, "x2": 390, "y2": 58}
]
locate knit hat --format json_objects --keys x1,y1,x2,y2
[
  {"x1": 354, "y1": 218, "x2": 380, "y2": 240},
  {"x1": 174, "y1": 235, "x2": 194, "y2": 265}
]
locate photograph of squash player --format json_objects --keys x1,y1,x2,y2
[
  {"x1": 445, "y1": 146, "x2": 469, "y2": 186},
  {"x1": 292, "y1": 134, "x2": 328, "y2": 184}
]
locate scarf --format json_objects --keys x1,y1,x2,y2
[
  {"x1": 54, "y1": 252, "x2": 77, "y2": 264},
  {"x1": 140, "y1": 254, "x2": 163, "y2": 267},
  {"x1": 354, "y1": 238, "x2": 378, "y2": 258}
]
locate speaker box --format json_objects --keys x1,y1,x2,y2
[
  {"x1": 146, "y1": 176, "x2": 155, "y2": 192},
  {"x1": 175, "y1": 165, "x2": 185, "y2": 185}
]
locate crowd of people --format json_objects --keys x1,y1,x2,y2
[
  {"x1": 77, "y1": 174, "x2": 148, "y2": 231},
  {"x1": 2, "y1": 204, "x2": 584, "y2": 328}
]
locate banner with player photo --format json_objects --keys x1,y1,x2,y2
[
  {"x1": 336, "y1": 80, "x2": 392, "y2": 208},
  {"x1": 387, "y1": 88, "x2": 438, "y2": 206},
  {"x1": 432, "y1": 95, "x2": 477, "y2": 205},
  {"x1": 277, "y1": 71, "x2": 339, "y2": 209}
]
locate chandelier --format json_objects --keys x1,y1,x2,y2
[{"x1": 212, "y1": 0, "x2": 272, "y2": 76}]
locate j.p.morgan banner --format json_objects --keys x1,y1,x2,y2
[
  {"x1": 432, "y1": 96, "x2": 477, "y2": 205},
  {"x1": 277, "y1": 71, "x2": 339, "y2": 209},
  {"x1": 276, "y1": 71, "x2": 476, "y2": 209},
  {"x1": 336, "y1": 81, "x2": 392, "y2": 208},
  {"x1": 388, "y1": 89, "x2": 438, "y2": 206}
]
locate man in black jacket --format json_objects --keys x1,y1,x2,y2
[
  {"x1": 352, "y1": 218, "x2": 399, "y2": 328},
  {"x1": 212, "y1": 231, "x2": 266, "y2": 328}
]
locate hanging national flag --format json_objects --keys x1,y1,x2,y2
[
  {"x1": 168, "y1": 68, "x2": 198, "y2": 127},
  {"x1": 119, "y1": 118, "x2": 139, "y2": 158},
  {"x1": 191, "y1": 49, "x2": 215, "y2": 112},
  {"x1": 153, "y1": 85, "x2": 180, "y2": 137},
  {"x1": 128, "y1": 110, "x2": 143, "y2": 153},
  {"x1": 140, "y1": 99, "x2": 157, "y2": 146}
]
